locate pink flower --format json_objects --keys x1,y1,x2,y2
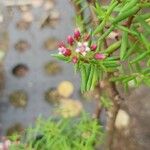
[
  {"x1": 74, "y1": 29, "x2": 81, "y2": 40},
  {"x1": 94, "y1": 53, "x2": 105, "y2": 60},
  {"x1": 67, "y1": 35, "x2": 74, "y2": 45},
  {"x1": 58, "y1": 47, "x2": 71, "y2": 56},
  {"x1": 58, "y1": 46, "x2": 66, "y2": 54},
  {"x1": 63, "y1": 49, "x2": 71, "y2": 56},
  {"x1": 91, "y1": 44, "x2": 97, "y2": 51},
  {"x1": 76, "y1": 42, "x2": 90, "y2": 56},
  {"x1": 1, "y1": 138, "x2": 11, "y2": 150},
  {"x1": 58, "y1": 41, "x2": 66, "y2": 48},
  {"x1": 72, "y1": 56, "x2": 78, "y2": 64}
]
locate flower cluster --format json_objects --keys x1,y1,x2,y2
[{"x1": 58, "y1": 28, "x2": 105, "y2": 64}]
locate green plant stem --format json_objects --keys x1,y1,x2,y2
[
  {"x1": 88, "y1": 2, "x2": 98, "y2": 26},
  {"x1": 85, "y1": 0, "x2": 103, "y2": 120},
  {"x1": 72, "y1": 1, "x2": 84, "y2": 19},
  {"x1": 105, "y1": 11, "x2": 139, "y2": 149},
  {"x1": 72, "y1": 0, "x2": 87, "y2": 31}
]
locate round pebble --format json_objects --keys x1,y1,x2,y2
[{"x1": 57, "y1": 81, "x2": 74, "y2": 98}]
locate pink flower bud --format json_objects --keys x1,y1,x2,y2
[
  {"x1": 91, "y1": 44, "x2": 97, "y2": 51},
  {"x1": 67, "y1": 35, "x2": 74, "y2": 45},
  {"x1": 72, "y1": 56, "x2": 78, "y2": 64},
  {"x1": 58, "y1": 41, "x2": 66, "y2": 48},
  {"x1": 63, "y1": 48, "x2": 71, "y2": 56},
  {"x1": 84, "y1": 34, "x2": 90, "y2": 41},
  {"x1": 74, "y1": 29, "x2": 81, "y2": 40},
  {"x1": 58, "y1": 47, "x2": 66, "y2": 54},
  {"x1": 94, "y1": 53, "x2": 105, "y2": 60}
]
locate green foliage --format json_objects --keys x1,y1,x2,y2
[
  {"x1": 92, "y1": 0, "x2": 150, "y2": 90},
  {"x1": 52, "y1": 54, "x2": 71, "y2": 62},
  {"x1": 120, "y1": 32, "x2": 128, "y2": 60},
  {"x1": 78, "y1": 57, "x2": 119, "y2": 92},
  {"x1": 53, "y1": 0, "x2": 150, "y2": 92},
  {"x1": 54, "y1": 0, "x2": 150, "y2": 92},
  {"x1": 9, "y1": 114, "x2": 104, "y2": 150}
]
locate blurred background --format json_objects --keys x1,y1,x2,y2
[{"x1": 0, "y1": 0, "x2": 99, "y2": 136}]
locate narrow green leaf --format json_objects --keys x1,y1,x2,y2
[
  {"x1": 86, "y1": 65, "x2": 95, "y2": 91},
  {"x1": 80, "y1": 65, "x2": 87, "y2": 93},
  {"x1": 137, "y1": 16, "x2": 150, "y2": 34},
  {"x1": 93, "y1": 2, "x2": 105, "y2": 17},
  {"x1": 93, "y1": 2, "x2": 118, "y2": 35},
  {"x1": 123, "y1": 76, "x2": 135, "y2": 84},
  {"x1": 75, "y1": 15, "x2": 84, "y2": 30},
  {"x1": 140, "y1": 34, "x2": 150, "y2": 51},
  {"x1": 51, "y1": 54, "x2": 71, "y2": 62},
  {"x1": 98, "y1": 26, "x2": 115, "y2": 42},
  {"x1": 93, "y1": 19, "x2": 106, "y2": 35},
  {"x1": 110, "y1": 76, "x2": 128, "y2": 82},
  {"x1": 74, "y1": 0, "x2": 83, "y2": 5},
  {"x1": 130, "y1": 51, "x2": 150, "y2": 64},
  {"x1": 90, "y1": 65, "x2": 98, "y2": 90},
  {"x1": 142, "y1": 68, "x2": 150, "y2": 74},
  {"x1": 120, "y1": 0, "x2": 139, "y2": 14},
  {"x1": 123, "y1": 42, "x2": 137, "y2": 60},
  {"x1": 135, "y1": 13, "x2": 150, "y2": 20},
  {"x1": 105, "y1": 1, "x2": 118, "y2": 18},
  {"x1": 147, "y1": 59, "x2": 150, "y2": 67},
  {"x1": 120, "y1": 31, "x2": 128, "y2": 60},
  {"x1": 113, "y1": 5, "x2": 140, "y2": 24},
  {"x1": 102, "y1": 40, "x2": 121, "y2": 54},
  {"x1": 116, "y1": 25, "x2": 138, "y2": 36}
]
